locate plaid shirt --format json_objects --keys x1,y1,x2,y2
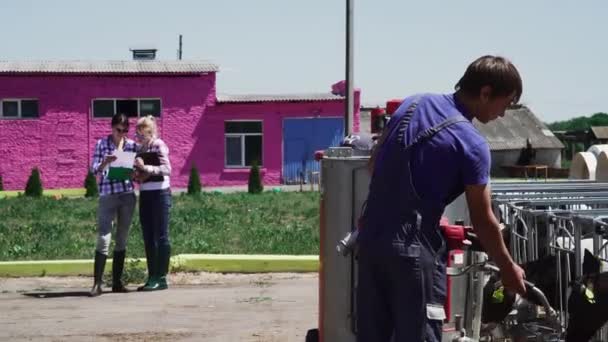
[{"x1": 91, "y1": 136, "x2": 138, "y2": 196}]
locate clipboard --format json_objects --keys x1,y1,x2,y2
[{"x1": 136, "y1": 152, "x2": 164, "y2": 183}]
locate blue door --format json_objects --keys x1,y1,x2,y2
[{"x1": 283, "y1": 117, "x2": 344, "y2": 184}]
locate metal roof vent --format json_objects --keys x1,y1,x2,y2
[{"x1": 130, "y1": 48, "x2": 157, "y2": 60}]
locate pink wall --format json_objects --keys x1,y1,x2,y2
[
  {"x1": 0, "y1": 73, "x2": 359, "y2": 190},
  {"x1": 0, "y1": 74, "x2": 215, "y2": 190},
  {"x1": 196, "y1": 93, "x2": 361, "y2": 186}
]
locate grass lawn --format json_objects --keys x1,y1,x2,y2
[
  {"x1": 0, "y1": 192, "x2": 320, "y2": 261},
  {"x1": 0, "y1": 188, "x2": 86, "y2": 199}
]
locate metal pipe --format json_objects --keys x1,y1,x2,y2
[
  {"x1": 493, "y1": 191, "x2": 608, "y2": 201},
  {"x1": 508, "y1": 198, "x2": 608, "y2": 206},
  {"x1": 564, "y1": 251, "x2": 571, "y2": 329},
  {"x1": 572, "y1": 219, "x2": 582, "y2": 278},
  {"x1": 556, "y1": 249, "x2": 564, "y2": 326},
  {"x1": 344, "y1": 0, "x2": 354, "y2": 136}
]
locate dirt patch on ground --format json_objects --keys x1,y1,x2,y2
[{"x1": 0, "y1": 272, "x2": 318, "y2": 342}]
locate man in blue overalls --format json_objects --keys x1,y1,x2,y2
[{"x1": 357, "y1": 55, "x2": 527, "y2": 341}]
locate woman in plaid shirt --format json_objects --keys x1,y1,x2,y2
[
  {"x1": 133, "y1": 115, "x2": 172, "y2": 291},
  {"x1": 89, "y1": 113, "x2": 137, "y2": 297}
]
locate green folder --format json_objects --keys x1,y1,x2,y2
[{"x1": 107, "y1": 167, "x2": 134, "y2": 181}]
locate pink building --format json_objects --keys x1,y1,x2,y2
[{"x1": 0, "y1": 59, "x2": 360, "y2": 190}]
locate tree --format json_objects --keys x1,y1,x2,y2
[
  {"x1": 187, "y1": 164, "x2": 202, "y2": 195},
  {"x1": 248, "y1": 161, "x2": 263, "y2": 194},
  {"x1": 547, "y1": 112, "x2": 608, "y2": 131},
  {"x1": 25, "y1": 167, "x2": 43, "y2": 197},
  {"x1": 84, "y1": 170, "x2": 99, "y2": 198}
]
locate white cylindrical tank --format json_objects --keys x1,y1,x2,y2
[
  {"x1": 597, "y1": 151, "x2": 608, "y2": 181},
  {"x1": 570, "y1": 152, "x2": 597, "y2": 180},
  {"x1": 587, "y1": 144, "x2": 608, "y2": 159}
]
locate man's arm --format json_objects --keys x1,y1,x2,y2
[{"x1": 465, "y1": 183, "x2": 526, "y2": 294}]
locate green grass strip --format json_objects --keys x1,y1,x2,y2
[
  {"x1": 0, "y1": 188, "x2": 85, "y2": 199},
  {"x1": 0, "y1": 254, "x2": 319, "y2": 277}
]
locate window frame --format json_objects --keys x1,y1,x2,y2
[
  {"x1": 91, "y1": 98, "x2": 162, "y2": 118},
  {"x1": 0, "y1": 98, "x2": 39, "y2": 119},
  {"x1": 224, "y1": 120, "x2": 263, "y2": 168}
]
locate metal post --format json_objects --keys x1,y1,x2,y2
[
  {"x1": 345, "y1": 0, "x2": 354, "y2": 136},
  {"x1": 574, "y1": 221, "x2": 582, "y2": 278},
  {"x1": 178, "y1": 34, "x2": 183, "y2": 60}
]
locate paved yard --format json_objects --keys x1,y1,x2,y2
[{"x1": 0, "y1": 273, "x2": 318, "y2": 342}]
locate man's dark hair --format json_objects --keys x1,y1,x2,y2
[
  {"x1": 111, "y1": 113, "x2": 129, "y2": 128},
  {"x1": 455, "y1": 55, "x2": 523, "y2": 104}
]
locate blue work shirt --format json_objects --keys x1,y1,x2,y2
[{"x1": 360, "y1": 93, "x2": 490, "y2": 243}]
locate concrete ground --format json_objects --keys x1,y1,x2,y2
[{"x1": 0, "y1": 273, "x2": 318, "y2": 342}]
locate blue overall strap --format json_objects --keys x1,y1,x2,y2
[
  {"x1": 404, "y1": 115, "x2": 469, "y2": 151},
  {"x1": 395, "y1": 100, "x2": 419, "y2": 145},
  {"x1": 399, "y1": 113, "x2": 469, "y2": 203}
]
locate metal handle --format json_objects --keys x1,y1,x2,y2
[
  {"x1": 336, "y1": 229, "x2": 359, "y2": 257},
  {"x1": 464, "y1": 231, "x2": 485, "y2": 252}
]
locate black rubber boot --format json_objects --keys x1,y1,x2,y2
[
  {"x1": 138, "y1": 245, "x2": 156, "y2": 291},
  {"x1": 89, "y1": 251, "x2": 107, "y2": 297},
  {"x1": 143, "y1": 244, "x2": 170, "y2": 291},
  {"x1": 112, "y1": 250, "x2": 129, "y2": 293}
]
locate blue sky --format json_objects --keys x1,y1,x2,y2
[{"x1": 1, "y1": 0, "x2": 606, "y2": 122}]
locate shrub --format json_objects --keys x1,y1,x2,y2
[
  {"x1": 248, "y1": 161, "x2": 263, "y2": 194},
  {"x1": 25, "y1": 167, "x2": 43, "y2": 197},
  {"x1": 84, "y1": 170, "x2": 99, "y2": 198},
  {"x1": 187, "y1": 164, "x2": 202, "y2": 195}
]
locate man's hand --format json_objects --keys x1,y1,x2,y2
[
  {"x1": 500, "y1": 261, "x2": 527, "y2": 295},
  {"x1": 465, "y1": 183, "x2": 527, "y2": 295}
]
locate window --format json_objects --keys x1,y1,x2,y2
[
  {"x1": 140, "y1": 99, "x2": 161, "y2": 117},
  {"x1": 21, "y1": 100, "x2": 39, "y2": 118},
  {"x1": 2, "y1": 101, "x2": 18, "y2": 117},
  {"x1": 116, "y1": 100, "x2": 138, "y2": 117},
  {"x1": 0, "y1": 99, "x2": 39, "y2": 118},
  {"x1": 225, "y1": 121, "x2": 263, "y2": 167},
  {"x1": 92, "y1": 98, "x2": 162, "y2": 118},
  {"x1": 93, "y1": 100, "x2": 114, "y2": 118}
]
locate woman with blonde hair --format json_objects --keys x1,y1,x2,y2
[{"x1": 133, "y1": 115, "x2": 172, "y2": 291}]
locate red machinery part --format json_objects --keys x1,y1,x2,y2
[
  {"x1": 370, "y1": 107, "x2": 387, "y2": 134},
  {"x1": 370, "y1": 107, "x2": 385, "y2": 117},
  {"x1": 440, "y1": 219, "x2": 470, "y2": 324},
  {"x1": 442, "y1": 223, "x2": 467, "y2": 251},
  {"x1": 314, "y1": 150, "x2": 325, "y2": 161},
  {"x1": 385, "y1": 99, "x2": 403, "y2": 115}
]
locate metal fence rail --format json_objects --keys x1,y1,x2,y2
[{"x1": 489, "y1": 182, "x2": 608, "y2": 341}]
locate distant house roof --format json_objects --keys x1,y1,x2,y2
[
  {"x1": 591, "y1": 126, "x2": 608, "y2": 140},
  {"x1": 216, "y1": 92, "x2": 344, "y2": 103},
  {"x1": 0, "y1": 60, "x2": 219, "y2": 74},
  {"x1": 473, "y1": 106, "x2": 564, "y2": 150}
]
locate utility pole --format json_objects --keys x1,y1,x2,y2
[
  {"x1": 178, "y1": 34, "x2": 183, "y2": 60},
  {"x1": 345, "y1": 0, "x2": 354, "y2": 136}
]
